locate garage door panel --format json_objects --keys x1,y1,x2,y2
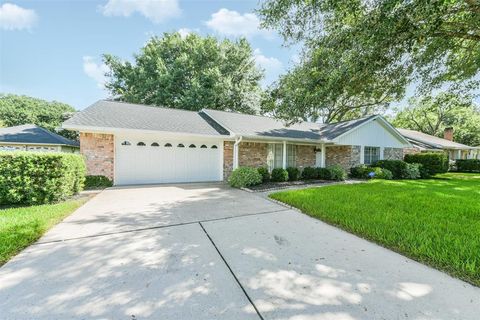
[{"x1": 115, "y1": 136, "x2": 222, "y2": 185}]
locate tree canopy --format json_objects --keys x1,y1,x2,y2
[
  {"x1": 103, "y1": 32, "x2": 264, "y2": 114},
  {"x1": 392, "y1": 93, "x2": 480, "y2": 146},
  {"x1": 0, "y1": 94, "x2": 77, "y2": 140},
  {"x1": 258, "y1": 0, "x2": 480, "y2": 122}
]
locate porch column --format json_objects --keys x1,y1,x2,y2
[
  {"x1": 233, "y1": 136, "x2": 243, "y2": 170},
  {"x1": 321, "y1": 144, "x2": 326, "y2": 167},
  {"x1": 457, "y1": 149, "x2": 461, "y2": 160},
  {"x1": 282, "y1": 141, "x2": 287, "y2": 169}
]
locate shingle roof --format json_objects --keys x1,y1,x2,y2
[
  {"x1": 396, "y1": 128, "x2": 475, "y2": 150},
  {"x1": 203, "y1": 109, "x2": 377, "y2": 141},
  {"x1": 63, "y1": 100, "x2": 228, "y2": 136},
  {"x1": 0, "y1": 124, "x2": 79, "y2": 147}
]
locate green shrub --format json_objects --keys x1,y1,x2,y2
[
  {"x1": 257, "y1": 167, "x2": 270, "y2": 182},
  {"x1": 271, "y1": 168, "x2": 289, "y2": 182},
  {"x1": 85, "y1": 175, "x2": 113, "y2": 190},
  {"x1": 286, "y1": 167, "x2": 300, "y2": 181},
  {"x1": 301, "y1": 167, "x2": 317, "y2": 180},
  {"x1": 327, "y1": 165, "x2": 347, "y2": 181},
  {"x1": 374, "y1": 160, "x2": 408, "y2": 179},
  {"x1": 403, "y1": 163, "x2": 421, "y2": 179},
  {"x1": 350, "y1": 165, "x2": 393, "y2": 180},
  {"x1": 228, "y1": 167, "x2": 262, "y2": 188},
  {"x1": 0, "y1": 152, "x2": 86, "y2": 205},
  {"x1": 316, "y1": 167, "x2": 332, "y2": 180},
  {"x1": 455, "y1": 159, "x2": 480, "y2": 172},
  {"x1": 350, "y1": 164, "x2": 369, "y2": 179},
  {"x1": 404, "y1": 152, "x2": 448, "y2": 176}
]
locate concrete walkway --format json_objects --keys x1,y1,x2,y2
[{"x1": 0, "y1": 183, "x2": 478, "y2": 319}]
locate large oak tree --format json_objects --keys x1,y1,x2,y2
[
  {"x1": 103, "y1": 32, "x2": 264, "y2": 114},
  {"x1": 258, "y1": 0, "x2": 480, "y2": 123}
]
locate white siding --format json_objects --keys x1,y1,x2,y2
[{"x1": 334, "y1": 119, "x2": 407, "y2": 148}]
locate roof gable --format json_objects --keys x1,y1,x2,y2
[{"x1": 0, "y1": 124, "x2": 78, "y2": 146}]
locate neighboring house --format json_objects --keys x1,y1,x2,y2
[
  {"x1": 0, "y1": 124, "x2": 79, "y2": 153},
  {"x1": 397, "y1": 128, "x2": 480, "y2": 160},
  {"x1": 63, "y1": 100, "x2": 411, "y2": 185}
]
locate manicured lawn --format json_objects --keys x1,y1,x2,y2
[
  {"x1": 0, "y1": 197, "x2": 88, "y2": 266},
  {"x1": 270, "y1": 173, "x2": 480, "y2": 286}
]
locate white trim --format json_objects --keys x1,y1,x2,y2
[
  {"x1": 63, "y1": 124, "x2": 231, "y2": 139},
  {"x1": 321, "y1": 144, "x2": 326, "y2": 167},
  {"x1": 233, "y1": 136, "x2": 243, "y2": 170},
  {"x1": 380, "y1": 146, "x2": 385, "y2": 160},
  {"x1": 282, "y1": 141, "x2": 287, "y2": 169},
  {"x1": 0, "y1": 141, "x2": 78, "y2": 147},
  {"x1": 360, "y1": 145, "x2": 365, "y2": 164}
]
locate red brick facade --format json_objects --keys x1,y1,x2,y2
[
  {"x1": 325, "y1": 145, "x2": 361, "y2": 170},
  {"x1": 80, "y1": 132, "x2": 114, "y2": 180}
]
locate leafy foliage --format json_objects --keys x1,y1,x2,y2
[
  {"x1": 0, "y1": 152, "x2": 86, "y2": 205},
  {"x1": 404, "y1": 152, "x2": 449, "y2": 176},
  {"x1": 104, "y1": 32, "x2": 264, "y2": 114},
  {"x1": 350, "y1": 165, "x2": 393, "y2": 180},
  {"x1": 0, "y1": 94, "x2": 77, "y2": 140},
  {"x1": 84, "y1": 175, "x2": 113, "y2": 190},
  {"x1": 374, "y1": 160, "x2": 410, "y2": 179},
  {"x1": 403, "y1": 163, "x2": 422, "y2": 180},
  {"x1": 286, "y1": 167, "x2": 300, "y2": 181},
  {"x1": 271, "y1": 168, "x2": 289, "y2": 182},
  {"x1": 301, "y1": 167, "x2": 317, "y2": 180},
  {"x1": 455, "y1": 159, "x2": 480, "y2": 173},
  {"x1": 392, "y1": 93, "x2": 480, "y2": 146},
  {"x1": 326, "y1": 165, "x2": 347, "y2": 181},
  {"x1": 257, "y1": 167, "x2": 270, "y2": 183},
  {"x1": 228, "y1": 167, "x2": 262, "y2": 188},
  {"x1": 259, "y1": 0, "x2": 480, "y2": 115}
]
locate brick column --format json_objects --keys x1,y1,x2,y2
[{"x1": 80, "y1": 132, "x2": 114, "y2": 180}]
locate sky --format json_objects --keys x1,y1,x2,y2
[{"x1": 0, "y1": 0, "x2": 300, "y2": 110}]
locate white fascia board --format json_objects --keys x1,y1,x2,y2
[
  {"x1": 0, "y1": 141, "x2": 77, "y2": 147},
  {"x1": 62, "y1": 124, "x2": 231, "y2": 139},
  {"x1": 239, "y1": 134, "x2": 331, "y2": 145}
]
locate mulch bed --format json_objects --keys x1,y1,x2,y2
[{"x1": 244, "y1": 179, "x2": 332, "y2": 192}]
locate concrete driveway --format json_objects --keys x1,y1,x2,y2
[{"x1": 0, "y1": 183, "x2": 478, "y2": 320}]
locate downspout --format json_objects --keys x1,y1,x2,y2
[{"x1": 233, "y1": 136, "x2": 243, "y2": 170}]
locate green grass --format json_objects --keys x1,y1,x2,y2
[
  {"x1": 0, "y1": 197, "x2": 88, "y2": 265},
  {"x1": 270, "y1": 173, "x2": 480, "y2": 286}
]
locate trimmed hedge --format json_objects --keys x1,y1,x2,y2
[
  {"x1": 374, "y1": 160, "x2": 408, "y2": 179},
  {"x1": 0, "y1": 152, "x2": 86, "y2": 205},
  {"x1": 257, "y1": 167, "x2": 270, "y2": 182},
  {"x1": 327, "y1": 165, "x2": 347, "y2": 181},
  {"x1": 228, "y1": 167, "x2": 262, "y2": 188},
  {"x1": 301, "y1": 167, "x2": 317, "y2": 180},
  {"x1": 350, "y1": 165, "x2": 393, "y2": 180},
  {"x1": 85, "y1": 175, "x2": 113, "y2": 190},
  {"x1": 404, "y1": 152, "x2": 448, "y2": 176},
  {"x1": 271, "y1": 168, "x2": 289, "y2": 182},
  {"x1": 286, "y1": 167, "x2": 300, "y2": 181},
  {"x1": 455, "y1": 159, "x2": 480, "y2": 172}
]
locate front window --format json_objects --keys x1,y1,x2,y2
[
  {"x1": 267, "y1": 144, "x2": 296, "y2": 171},
  {"x1": 364, "y1": 146, "x2": 380, "y2": 165}
]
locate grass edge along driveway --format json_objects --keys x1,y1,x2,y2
[
  {"x1": 270, "y1": 173, "x2": 480, "y2": 287},
  {"x1": 0, "y1": 197, "x2": 89, "y2": 266}
]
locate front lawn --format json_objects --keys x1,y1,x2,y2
[
  {"x1": 0, "y1": 197, "x2": 89, "y2": 265},
  {"x1": 270, "y1": 173, "x2": 480, "y2": 286}
]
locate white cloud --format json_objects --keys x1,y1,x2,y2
[
  {"x1": 205, "y1": 8, "x2": 272, "y2": 38},
  {"x1": 177, "y1": 27, "x2": 199, "y2": 38},
  {"x1": 254, "y1": 49, "x2": 283, "y2": 73},
  {"x1": 254, "y1": 49, "x2": 283, "y2": 86},
  {"x1": 100, "y1": 0, "x2": 181, "y2": 23},
  {"x1": 0, "y1": 3, "x2": 37, "y2": 31},
  {"x1": 83, "y1": 56, "x2": 109, "y2": 89}
]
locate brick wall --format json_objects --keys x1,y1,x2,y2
[
  {"x1": 80, "y1": 132, "x2": 114, "y2": 180},
  {"x1": 325, "y1": 145, "x2": 361, "y2": 170},
  {"x1": 223, "y1": 141, "x2": 234, "y2": 180},
  {"x1": 296, "y1": 145, "x2": 316, "y2": 169},
  {"x1": 239, "y1": 142, "x2": 269, "y2": 168},
  {"x1": 384, "y1": 147, "x2": 404, "y2": 160},
  {"x1": 402, "y1": 147, "x2": 421, "y2": 157}
]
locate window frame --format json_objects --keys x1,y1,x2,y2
[{"x1": 364, "y1": 146, "x2": 380, "y2": 165}]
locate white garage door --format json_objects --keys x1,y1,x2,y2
[{"x1": 115, "y1": 135, "x2": 223, "y2": 185}]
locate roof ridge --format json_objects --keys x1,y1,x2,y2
[{"x1": 100, "y1": 99, "x2": 202, "y2": 114}]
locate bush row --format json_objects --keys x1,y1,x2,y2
[
  {"x1": 84, "y1": 175, "x2": 113, "y2": 189},
  {"x1": 455, "y1": 159, "x2": 480, "y2": 172},
  {"x1": 228, "y1": 165, "x2": 348, "y2": 188},
  {"x1": 404, "y1": 152, "x2": 449, "y2": 176},
  {"x1": 0, "y1": 152, "x2": 86, "y2": 205}
]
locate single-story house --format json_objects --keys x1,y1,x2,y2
[
  {"x1": 397, "y1": 128, "x2": 480, "y2": 160},
  {"x1": 62, "y1": 100, "x2": 412, "y2": 185},
  {"x1": 0, "y1": 124, "x2": 79, "y2": 153}
]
